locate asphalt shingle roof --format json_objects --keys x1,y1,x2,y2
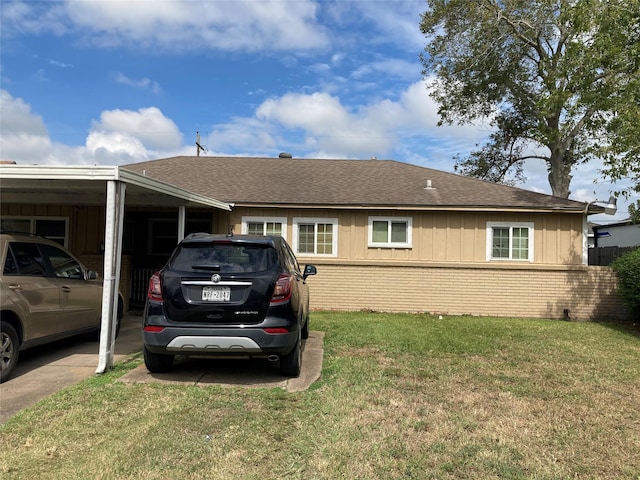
[{"x1": 123, "y1": 156, "x2": 586, "y2": 212}]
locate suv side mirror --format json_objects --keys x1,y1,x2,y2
[
  {"x1": 86, "y1": 270, "x2": 99, "y2": 280},
  {"x1": 303, "y1": 264, "x2": 317, "y2": 280}
]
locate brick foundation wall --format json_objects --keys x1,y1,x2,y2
[{"x1": 305, "y1": 261, "x2": 628, "y2": 321}]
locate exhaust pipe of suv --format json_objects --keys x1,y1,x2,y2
[{"x1": 267, "y1": 355, "x2": 280, "y2": 363}]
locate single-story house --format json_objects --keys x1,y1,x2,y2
[
  {"x1": 0, "y1": 157, "x2": 628, "y2": 323},
  {"x1": 121, "y1": 155, "x2": 627, "y2": 321}
]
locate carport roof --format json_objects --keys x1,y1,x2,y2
[{"x1": 0, "y1": 164, "x2": 231, "y2": 210}]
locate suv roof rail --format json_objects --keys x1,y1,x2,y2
[
  {"x1": 0, "y1": 230, "x2": 39, "y2": 237},
  {"x1": 0, "y1": 230, "x2": 55, "y2": 241}
]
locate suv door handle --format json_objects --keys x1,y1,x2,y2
[
  {"x1": 61, "y1": 286, "x2": 71, "y2": 293},
  {"x1": 8, "y1": 284, "x2": 23, "y2": 291}
]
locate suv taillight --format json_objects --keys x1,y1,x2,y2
[
  {"x1": 147, "y1": 272, "x2": 163, "y2": 301},
  {"x1": 270, "y1": 273, "x2": 292, "y2": 304}
]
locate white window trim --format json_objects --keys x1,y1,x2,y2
[
  {"x1": 241, "y1": 216, "x2": 287, "y2": 240},
  {"x1": 368, "y1": 216, "x2": 413, "y2": 248},
  {"x1": 0, "y1": 216, "x2": 69, "y2": 248},
  {"x1": 486, "y1": 222, "x2": 534, "y2": 262},
  {"x1": 292, "y1": 217, "x2": 338, "y2": 257}
]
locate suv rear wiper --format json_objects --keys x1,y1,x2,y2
[{"x1": 191, "y1": 264, "x2": 221, "y2": 271}]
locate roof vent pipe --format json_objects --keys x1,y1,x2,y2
[
  {"x1": 424, "y1": 180, "x2": 433, "y2": 189},
  {"x1": 279, "y1": 152, "x2": 292, "y2": 158}
]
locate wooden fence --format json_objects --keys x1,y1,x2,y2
[{"x1": 588, "y1": 246, "x2": 636, "y2": 266}]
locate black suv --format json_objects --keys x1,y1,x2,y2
[{"x1": 142, "y1": 234, "x2": 317, "y2": 377}]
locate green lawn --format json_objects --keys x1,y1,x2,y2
[{"x1": 2, "y1": 312, "x2": 639, "y2": 479}]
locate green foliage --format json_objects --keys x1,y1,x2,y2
[
  {"x1": 420, "y1": 0, "x2": 640, "y2": 198},
  {"x1": 593, "y1": 3, "x2": 640, "y2": 199},
  {"x1": 629, "y1": 201, "x2": 640, "y2": 224},
  {"x1": 610, "y1": 248, "x2": 640, "y2": 320}
]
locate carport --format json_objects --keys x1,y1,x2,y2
[{"x1": 0, "y1": 164, "x2": 231, "y2": 373}]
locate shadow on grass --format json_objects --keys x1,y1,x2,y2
[{"x1": 596, "y1": 319, "x2": 640, "y2": 340}]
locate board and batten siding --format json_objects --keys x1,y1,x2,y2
[
  {"x1": 0, "y1": 203, "x2": 106, "y2": 255},
  {"x1": 230, "y1": 208, "x2": 585, "y2": 265}
]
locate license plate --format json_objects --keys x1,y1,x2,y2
[{"x1": 202, "y1": 286, "x2": 230, "y2": 301}]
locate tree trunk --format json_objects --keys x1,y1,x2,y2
[{"x1": 547, "y1": 148, "x2": 573, "y2": 199}]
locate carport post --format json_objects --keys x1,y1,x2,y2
[
  {"x1": 96, "y1": 180, "x2": 126, "y2": 374},
  {"x1": 178, "y1": 206, "x2": 186, "y2": 242}
]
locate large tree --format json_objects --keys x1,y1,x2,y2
[{"x1": 420, "y1": 0, "x2": 639, "y2": 199}]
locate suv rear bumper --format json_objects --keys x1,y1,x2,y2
[{"x1": 143, "y1": 326, "x2": 298, "y2": 357}]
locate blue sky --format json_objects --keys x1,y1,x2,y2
[{"x1": 0, "y1": 0, "x2": 635, "y2": 221}]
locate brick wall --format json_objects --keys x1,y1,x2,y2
[{"x1": 305, "y1": 261, "x2": 628, "y2": 321}]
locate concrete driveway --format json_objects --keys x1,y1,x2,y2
[
  {"x1": 1, "y1": 315, "x2": 324, "y2": 424},
  {"x1": 0, "y1": 315, "x2": 143, "y2": 424}
]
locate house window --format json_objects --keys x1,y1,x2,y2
[
  {"x1": 487, "y1": 222, "x2": 534, "y2": 261},
  {"x1": 241, "y1": 217, "x2": 287, "y2": 239},
  {"x1": 0, "y1": 217, "x2": 68, "y2": 247},
  {"x1": 368, "y1": 217, "x2": 412, "y2": 248},
  {"x1": 292, "y1": 218, "x2": 338, "y2": 256}
]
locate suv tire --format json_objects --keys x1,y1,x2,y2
[
  {"x1": 1, "y1": 322, "x2": 19, "y2": 383},
  {"x1": 143, "y1": 346, "x2": 174, "y2": 373},
  {"x1": 301, "y1": 314, "x2": 310, "y2": 340},
  {"x1": 280, "y1": 329, "x2": 301, "y2": 377},
  {"x1": 91, "y1": 299, "x2": 123, "y2": 341}
]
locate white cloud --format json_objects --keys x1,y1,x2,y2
[
  {"x1": 0, "y1": 92, "x2": 186, "y2": 164},
  {"x1": 0, "y1": 1, "x2": 69, "y2": 37},
  {"x1": 0, "y1": 90, "x2": 48, "y2": 136},
  {"x1": 351, "y1": 58, "x2": 422, "y2": 83},
  {"x1": 256, "y1": 91, "x2": 393, "y2": 156},
  {"x1": 355, "y1": 0, "x2": 426, "y2": 52},
  {"x1": 91, "y1": 107, "x2": 183, "y2": 150},
  {"x1": 84, "y1": 131, "x2": 149, "y2": 164},
  {"x1": 1, "y1": 81, "x2": 490, "y2": 166},
  {"x1": 203, "y1": 81, "x2": 489, "y2": 159},
  {"x1": 325, "y1": 0, "x2": 426, "y2": 52},
  {"x1": 0, "y1": 90, "x2": 52, "y2": 162},
  {"x1": 49, "y1": 59, "x2": 73, "y2": 68},
  {"x1": 5, "y1": 0, "x2": 329, "y2": 52},
  {"x1": 112, "y1": 72, "x2": 162, "y2": 94}
]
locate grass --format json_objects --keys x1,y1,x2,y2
[{"x1": 1, "y1": 312, "x2": 640, "y2": 479}]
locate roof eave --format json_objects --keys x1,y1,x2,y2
[
  {"x1": 230, "y1": 201, "x2": 585, "y2": 213},
  {"x1": 118, "y1": 168, "x2": 231, "y2": 211}
]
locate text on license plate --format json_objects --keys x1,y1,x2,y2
[{"x1": 202, "y1": 286, "x2": 230, "y2": 301}]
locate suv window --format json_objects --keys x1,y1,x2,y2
[
  {"x1": 40, "y1": 244, "x2": 83, "y2": 279},
  {"x1": 4, "y1": 242, "x2": 47, "y2": 276},
  {"x1": 280, "y1": 239, "x2": 301, "y2": 273},
  {"x1": 170, "y1": 243, "x2": 278, "y2": 273}
]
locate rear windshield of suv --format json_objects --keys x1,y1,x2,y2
[{"x1": 169, "y1": 243, "x2": 278, "y2": 273}]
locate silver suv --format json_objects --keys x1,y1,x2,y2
[{"x1": 0, "y1": 232, "x2": 122, "y2": 382}]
